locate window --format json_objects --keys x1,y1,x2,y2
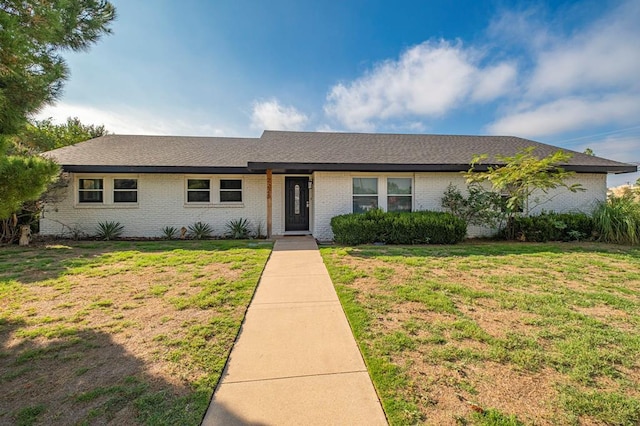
[
  {"x1": 187, "y1": 179, "x2": 211, "y2": 203},
  {"x1": 353, "y1": 178, "x2": 378, "y2": 213},
  {"x1": 113, "y1": 179, "x2": 138, "y2": 203},
  {"x1": 78, "y1": 178, "x2": 104, "y2": 203},
  {"x1": 220, "y1": 179, "x2": 242, "y2": 202},
  {"x1": 387, "y1": 178, "x2": 412, "y2": 212},
  {"x1": 294, "y1": 184, "x2": 300, "y2": 214},
  {"x1": 75, "y1": 176, "x2": 139, "y2": 207}
]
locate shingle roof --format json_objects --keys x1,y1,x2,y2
[
  {"x1": 44, "y1": 130, "x2": 637, "y2": 174},
  {"x1": 44, "y1": 135, "x2": 261, "y2": 168}
]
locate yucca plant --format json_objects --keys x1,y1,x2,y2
[
  {"x1": 161, "y1": 226, "x2": 179, "y2": 239},
  {"x1": 225, "y1": 218, "x2": 251, "y2": 239},
  {"x1": 254, "y1": 221, "x2": 266, "y2": 239},
  {"x1": 593, "y1": 194, "x2": 640, "y2": 245},
  {"x1": 188, "y1": 221, "x2": 213, "y2": 240},
  {"x1": 95, "y1": 221, "x2": 124, "y2": 240}
]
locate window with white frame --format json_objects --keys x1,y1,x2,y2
[
  {"x1": 220, "y1": 179, "x2": 242, "y2": 202},
  {"x1": 78, "y1": 178, "x2": 104, "y2": 203},
  {"x1": 352, "y1": 178, "x2": 378, "y2": 213},
  {"x1": 113, "y1": 178, "x2": 138, "y2": 203},
  {"x1": 187, "y1": 179, "x2": 211, "y2": 203},
  {"x1": 387, "y1": 178, "x2": 412, "y2": 212}
]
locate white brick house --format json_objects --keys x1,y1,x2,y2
[{"x1": 41, "y1": 131, "x2": 636, "y2": 241}]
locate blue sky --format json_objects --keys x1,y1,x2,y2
[{"x1": 37, "y1": 0, "x2": 639, "y2": 186}]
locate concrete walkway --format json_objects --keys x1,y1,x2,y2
[{"x1": 202, "y1": 236, "x2": 387, "y2": 425}]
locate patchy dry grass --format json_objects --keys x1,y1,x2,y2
[
  {"x1": 321, "y1": 242, "x2": 640, "y2": 426},
  {"x1": 0, "y1": 240, "x2": 271, "y2": 425}
]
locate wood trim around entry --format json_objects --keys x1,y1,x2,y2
[{"x1": 266, "y1": 169, "x2": 272, "y2": 238}]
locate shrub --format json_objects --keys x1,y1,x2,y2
[
  {"x1": 330, "y1": 209, "x2": 466, "y2": 245},
  {"x1": 441, "y1": 183, "x2": 506, "y2": 228},
  {"x1": 187, "y1": 221, "x2": 213, "y2": 240},
  {"x1": 161, "y1": 226, "x2": 179, "y2": 239},
  {"x1": 95, "y1": 221, "x2": 124, "y2": 240},
  {"x1": 225, "y1": 218, "x2": 251, "y2": 239},
  {"x1": 509, "y1": 212, "x2": 594, "y2": 242},
  {"x1": 593, "y1": 195, "x2": 640, "y2": 245}
]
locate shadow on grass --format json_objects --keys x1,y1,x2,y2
[
  {"x1": 0, "y1": 239, "x2": 272, "y2": 284},
  {"x1": 0, "y1": 318, "x2": 253, "y2": 426}
]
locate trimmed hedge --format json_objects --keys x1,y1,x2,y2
[
  {"x1": 509, "y1": 212, "x2": 594, "y2": 242},
  {"x1": 330, "y1": 209, "x2": 466, "y2": 245}
]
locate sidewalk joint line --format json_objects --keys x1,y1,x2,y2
[
  {"x1": 252, "y1": 300, "x2": 338, "y2": 305},
  {"x1": 260, "y1": 273, "x2": 329, "y2": 278},
  {"x1": 223, "y1": 369, "x2": 369, "y2": 385}
]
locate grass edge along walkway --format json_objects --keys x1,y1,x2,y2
[
  {"x1": 0, "y1": 240, "x2": 272, "y2": 425},
  {"x1": 320, "y1": 242, "x2": 640, "y2": 425}
]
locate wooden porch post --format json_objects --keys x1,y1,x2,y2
[{"x1": 266, "y1": 169, "x2": 272, "y2": 238}]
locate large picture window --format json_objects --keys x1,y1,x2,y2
[
  {"x1": 353, "y1": 178, "x2": 378, "y2": 213},
  {"x1": 220, "y1": 179, "x2": 242, "y2": 202},
  {"x1": 113, "y1": 179, "x2": 138, "y2": 203},
  {"x1": 387, "y1": 178, "x2": 412, "y2": 212},
  {"x1": 187, "y1": 179, "x2": 211, "y2": 203},
  {"x1": 78, "y1": 178, "x2": 104, "y2": 203}
]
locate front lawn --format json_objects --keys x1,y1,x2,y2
[
  {"x1": 321, "y1": 242, "x2": 640, "y2": 425},
  {"x1": 0, "y1": 240, "x2": 271, "y2": 425}
]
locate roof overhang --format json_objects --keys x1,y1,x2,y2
[
  {"x1": 563, "y1": 164, "x2": 638, "y2": 174},
  {"x1": 247, "y1": 162, "x2": 474, "y2": 173},
  {"x1": 61, "y1": 165, "x2": 258, "y2": 174},
  {"x1": 473, "y1": 163, "x2": 637, "y2": 174},
  {"x1": 247, "y1": 162, "x2": 637, "y2": 174},
  {"x1": 60, "y1": 162, "x2": 637, "y2": 175}
]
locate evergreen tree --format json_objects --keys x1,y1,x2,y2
[
  {"x1": 0, "y1": 155, "x2": 58, "y2": 219},
  {"x1": 0, "y1": 0, "x2": 115, "y2": 220},
  {"x1": 11, "y1": 116, "x2": 108, "y2": 154},
  {"x1": 0, "y1": 116, "x2": 106, "y2": 240}
]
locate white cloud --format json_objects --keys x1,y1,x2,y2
[
  {"x1": 324, "y1": 40, "x2": 516, "y2": 131},
  {"x1": 487, "y1": 7, "x2": 551, "y2": 51},
  {"x1": 527, "y1": 1, "x2": 640, "y2": 97},
  {"x1": 315, "y1": 124, "x2": 342, "y2": 133},
  {"x1": 250, "y1": 99, "x2": 308, "y2": 131},
  {"x1": 34, "y1": 102, "x2": 228, "y2": 136},
  {"x1": 488, "y1": 0, "x2": 640, "y2": 137},
  {"x1": 575, "y1": 134, "x2": 640, "y2": 164},
  {"x1": 471, "y1": 62, "x2": 517, "y2": 102},
  {"x1": 488, "y1": 94, "x2": 640, "y2": 137}
]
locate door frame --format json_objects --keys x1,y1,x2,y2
[{"x1": 284, "y1": 176, "x2": 311, "y2": 232}]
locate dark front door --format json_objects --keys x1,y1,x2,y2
[{"x1": 285, "y1": 177, "x2": 310, "y2": 231}]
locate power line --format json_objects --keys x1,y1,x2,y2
[{"x1": 551, "y1": 125, "x2": 640, "y2": 144}]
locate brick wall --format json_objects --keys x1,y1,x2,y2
[
  {"x1": 529, "y1": 173, "x2": 606, "y2": 214},
  {"x1": 40, "y1": 173, "x2": 268, "y2": 238},
  {"x1": 312, "y1": 172, "x2": 352, "y2": 241},
  {"x1": 310, "y1": 171, "x2": 608, "y2": 241},
  {"x1": 41, "y1": 171, "x2": 608, "y2": 240}
]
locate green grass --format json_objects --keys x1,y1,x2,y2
[
  {"x1": 322, "y1": 242, "x2": 640, "y2": 425},
  {"x1": 75, "y1": 376, "x2": 150, "y2": 422},
  {"x1": 559, "y1": 385, "x2": 640, "y2": 425},
  {"x1": 14, "y1": 404, "x2": 46, "y2": 426},
  {"x1": 0, "y1": 240, "x2": 271, "y2": 425},
  {"x1": 472, "y1": 408, "x2": 524, "y2": 426}
]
